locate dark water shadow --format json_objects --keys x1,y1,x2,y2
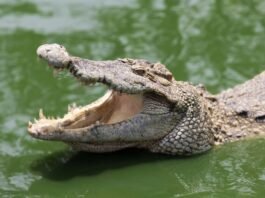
[{"x1": 30, "y1": 148, "x2": 204, "y2": 181}]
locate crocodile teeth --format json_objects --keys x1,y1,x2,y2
[
  {"x1": 39, "y1": 109, "x2": 46, "y2": 119},
  {"x1": 28, "y1": 121, "x2": 33, "y2": 127},
  {"x1": 68, "y1": 103, "x2": 77, "y2": 112}
]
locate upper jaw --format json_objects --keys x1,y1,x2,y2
[
  {"x1": 36, "y1": 43, "x2": 166, "y2": 95},
  {"x1": 37, "y1": 46, "x2": 147, "y2": 94}
]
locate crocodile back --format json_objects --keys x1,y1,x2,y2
[{"x1": 217, "y1": 71, "x2": 265, "y2": 122}]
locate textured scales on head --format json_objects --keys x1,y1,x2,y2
[{"x1": 28, "y1": 43, "x2": 265, "y2": 155}]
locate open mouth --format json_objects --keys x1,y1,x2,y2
[
  {"x1": 28, "y1": 44, "x2": 147, "y2": 139},
  {"x1": 28, "y1": 81, "x2": 144, "y2": 137}
]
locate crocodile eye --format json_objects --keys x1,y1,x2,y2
[
  {"x1": 134, "y1": 69, "x2": 146, "y2": 75},
  {"x1": 132, "y1": 64, "x2": 146, "y2": 76}
]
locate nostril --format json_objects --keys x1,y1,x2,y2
[{"x1": 46, "y1": 49, "x2": 51, "y2": 53}]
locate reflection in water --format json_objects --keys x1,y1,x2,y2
[
  {"x1": 31, "y1": 149, "x2": 172, "y2": 180},
  {"x1": 0, "y1": 0, "x2": 265, "y2": 196}
]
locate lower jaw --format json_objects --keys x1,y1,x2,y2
[{"x1": 28, "y1": 89, "x2": 144, "y2": 136}]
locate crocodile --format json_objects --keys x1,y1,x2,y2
[{"x1": 28, "y1": 44, "x2": 265, "y2": 155}]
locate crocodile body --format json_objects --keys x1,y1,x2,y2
[{"x1": 28, "y1": 44, "x2": 265, "y2": 155}]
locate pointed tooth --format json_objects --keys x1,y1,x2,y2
[
  {"x1": 72, "y1": 103, "x2": 77, "y2": 108},
  {"x1": 39, "y1": 109, "x2": 45, "y2": 119},
  {"x1": 68, "y1": 103, "x2": 77, "y2": 112},
  {"x1": 34, "y1": 118, "x2": 38, "y2": 123},
  {"x1": 28, "y1": 121, "x2": 33, "y2": 127}
]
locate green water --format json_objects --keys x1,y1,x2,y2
[{"x1": 1, "y1": 0, "x2": 265, "y2": 197}]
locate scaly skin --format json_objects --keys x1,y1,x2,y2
[{"x1": 28, "y1": 44, "x2": 265, "y2": 155}]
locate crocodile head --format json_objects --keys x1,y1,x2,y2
[{"x1": 28, "y1": 44, "x2": 214, "y2": 155}]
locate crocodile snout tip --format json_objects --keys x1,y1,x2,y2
[{"x1": 36, "y1": 43, "x2": 70, "y2": 69}]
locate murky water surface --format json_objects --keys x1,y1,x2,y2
[{"x1": 0, "y1": 0, "x2": 265, "y2": 197}]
